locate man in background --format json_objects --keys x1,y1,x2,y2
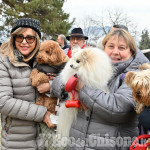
[
  {"x1": 65, "y1": 27, "x2": 88, "y2": 58},
  {"x1": 112, "y1": 24, "x2": 128, "y2": 31},
  {"x1": 57, "y1": 34, "x2": 69, "y2": 50}
]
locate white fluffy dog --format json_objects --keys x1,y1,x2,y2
[{"x1": 57, "y1": 47, "x2": 114, "y2": 137}]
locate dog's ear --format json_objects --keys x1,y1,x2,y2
[
  {"x1": 81, "y1": 50, "x2": 88, "y2": 60},
  {"x1": 56, "y1": 47, "x2": 64, "y2": 62},
  {"x1": 51, "y1": 43, "x2": 64, "y2": 63},
  {"x1": 125, "y1": 71, "x2": 136, "y2": 87},
  {"x1": 139, "y1": 63, "x2": 150, "y2": 70}
]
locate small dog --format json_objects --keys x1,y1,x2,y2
[
  {"x1": 30, "y1": 40, "x2": 69, "y2": 114},
  {"x1": 125, "y1": 63, "x2": 150, "y2": 114},
  {"x1": 57, "y1": 47, "x2": 114, "y2": 137}
]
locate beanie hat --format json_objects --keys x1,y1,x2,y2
[{"x1": 11, "y1": 18, "x2": 41, "y2": 38}]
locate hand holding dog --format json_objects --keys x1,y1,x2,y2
[
  {"x1": 36, "y1": 83, "x2": 50, "y2": 93},
  {"x1": 75, "y1": 81, "x2": 84, "y2": 92},
  {"x1": 43, "y1": 111, "x2": 56, "y2": 128},
  {"x1": 75, "y1": 82, "x2": 88, "y2": 110}
]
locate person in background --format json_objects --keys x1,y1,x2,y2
[
  {"x1": 50, "y1": 29, "x2": 149, "y2": 150},
  {"x1": 112, "y1": 24, "x2": 128, "y2": 31},
  {"x1": 57, "y1": 34, "x2": 69, "y2": 50},
  {"x1": 65, "y1": 27, "x2": 88, "y2": 58},
  {"x1": 97, "y1": 24, "x2": 128, "y2": 50},
  {"x1": 0, "y1": 18, "x2": 51, "y2": 150}
]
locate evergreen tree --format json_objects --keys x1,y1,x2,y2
[
  {"x1": 0, "y1": 0, "x2": 74, "y2": 40},
  {"x1": 139, "y1": 29, "x2": 150, "y2": 50}
]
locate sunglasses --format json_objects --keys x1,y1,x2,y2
[{"x1": 14, "y1": 35, "x2": 36, "y2": 44}]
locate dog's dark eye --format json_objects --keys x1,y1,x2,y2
[
  {"x1": 136, "y1": 91, "x2": 141, "y2": 97},
  {"x1": 76, "y1": 60, "x2": 80, "y2": 63},
  {"x1": 46, "y1": 51, "x2": 49, "y2": 54}
]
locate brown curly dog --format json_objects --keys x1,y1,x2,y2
[{"x1": 30, "y1": 40, "x2": 69, "y2": 114}]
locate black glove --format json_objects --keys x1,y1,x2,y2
[{"x1": 138, "y1": 106, "x2": 150, "y2": 130}]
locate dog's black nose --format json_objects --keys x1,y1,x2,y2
[{"x1": 70, "y1": 64, "x2": 73, "y2": 68}]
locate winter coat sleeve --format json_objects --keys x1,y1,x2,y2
[
  {"x1": 0, "y1": 58, "x2": 47, "y2": 122},
  {"x1": 138, "y1": 106, "x2": 150, "y2": 130},
  {"x1": 79, "y1": 79, "x2": 136, "y2": 124},
  {"x1": 51, "y1": 76, "x2": 68, "y2": 101}
]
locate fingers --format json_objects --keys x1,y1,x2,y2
[
  {"x1": 43, "y1": 111, "x2": 56, "y2": 128},
  {"x1": 46, "y1": 121, "x2": 56, "y2": 128},
  {"x1": 36, "y1": 83, "x2": 50, "y2": 93},
  {"x1": 80, "y1": 101, "x2": 88, "y2": 110},
  {"x1": 75, "y1": 82, "x2": 84, "y2": 92}
]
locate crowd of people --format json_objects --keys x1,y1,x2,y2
[{"x1": 0, "y1": 17, "x2": 150, "y2": 150}]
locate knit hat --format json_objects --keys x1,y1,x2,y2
[{"x1": 11, "y1": 18, "x2": 41, "y2": 38}]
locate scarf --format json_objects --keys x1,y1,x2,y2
[{"x1": 67, "y1": 44, "x2": 86, "y2": 58}]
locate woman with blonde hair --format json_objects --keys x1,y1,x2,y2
[
  {"x1": 50, "y1": 29, "x2": 149, "y2": 150},
  {"x1": 0, "y1": 18, "x2": 51, "y2": 150}
]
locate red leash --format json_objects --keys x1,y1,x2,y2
[
  {"x1": 130, "y1": 134, "x2": 150, "y2": 150},
  {"x1": 64, "y1": 74, "x2": 80, "y2": 108}
]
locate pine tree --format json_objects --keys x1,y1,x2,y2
[
  {"x1": 139, "y1": 29, "x2": 150, "y2": 50},
  {"x1": 0, "y1": 0, "x2": 74, "y2": 40}
]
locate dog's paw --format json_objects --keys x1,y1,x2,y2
[
  {"x1": 30, "y1": 69, "x2": 39, "y2": 86},
  {"x1": 30, "y1": 69, "x2": 49, "y2": 86},
  {"x1": 36, "y1": 72, "x2": 49, "y2": 85}
]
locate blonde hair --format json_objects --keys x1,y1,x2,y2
[
  {"x1": 0, "y1": 27, "x2": 40, "y2": 63},
  {"x1": 102, "y1": 29, "x2": 137, "y2": 55}
]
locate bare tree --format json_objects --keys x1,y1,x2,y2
[
  {"x1": 75, "y1": 9, "x2": 138, "y2": 43},
  {"x1": 75, "y1": 15, "x2": 102, "y2": 42},
  {"x1": 75, "y1": 15, "x2": 107, "y2": 44},
  {"x1": 106, "y1": 9, "x2": 138, "y2": 40}
]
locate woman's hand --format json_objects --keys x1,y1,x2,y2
[
  {"x1": 43, "y1": 111, "x2": 56, "y2": 128},
  {"x1": 80, "y1": 101, "x2": 88, "y2": 110},
  {"x1": 75, "y1": 82, "x2": 84, "y2": 92},
  {"x1": 36, "y1": 83, "x2": 50, "y2": 93},
  {"x1": 75, "y1": 82, "x2": 88, "y2": 110}
]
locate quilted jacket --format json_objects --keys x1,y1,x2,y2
[
  {"x1": 51, "y1": 49, "x2": 149, "y2": 150},
  {"x1": 0, "y1": 54, "x2": 47, "y2": 150}
]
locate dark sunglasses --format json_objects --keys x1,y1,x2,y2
[{"x1": 14, "y1": 35, "x2": 36, "y2": 44}]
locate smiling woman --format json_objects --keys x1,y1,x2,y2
[
  {"x1": 103, "y1": 29, "x2": 137, "y2": 62},
  {"x1": 50, "y1": 28, "x2": 149, "y2": 150},
  {"x1": 0, "y1": 18, "x2": 48, "y2": 150},
  {"x1": 14, "y1": 28, "x2": 37, "y2": 57}
]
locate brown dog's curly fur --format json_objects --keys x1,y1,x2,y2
[
  {"x1": 30, "y1": 40, "x2": 69, "y2": 114},
  {"x1": 125, "y1": 63, "x2": 150, "y2": 114}
]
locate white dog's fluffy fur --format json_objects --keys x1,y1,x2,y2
[{"x1": 57, "y1": 47, "x2": 114, "y2": 137}]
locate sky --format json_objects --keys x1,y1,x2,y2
[{"x1": 62, "y1": 0, "x2": 150, "y2": 33}]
